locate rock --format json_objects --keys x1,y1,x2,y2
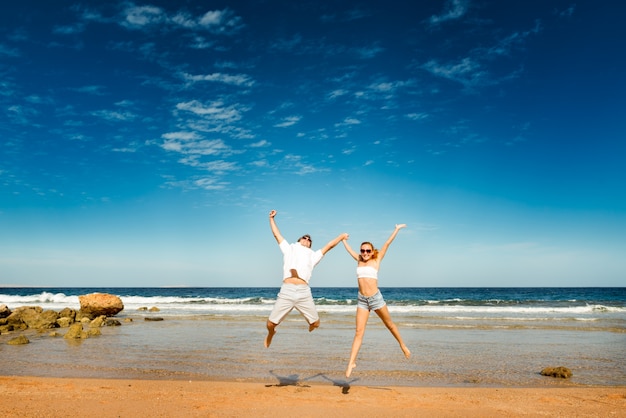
[
  {"x1": 5, "y1": 306, "x2": 59, "y2": 330},
  {"x1": 64, "y1": 323, "x2": 88, "y2": 339},
  {"x1": 0, "y1": 304, "x2": 11, "y2": 318},
  {"x1": 24, "y1": 309, "x2": 59, "y2": 330},
  {"x1": 148, "y1": 307, "x2": 160, "y2": 312},
  {"x1": 90, "y1": 316, "x2": 106, "y2": 328},
  {"x1": 8, "y1": 335, "x2": 30, "y2": 345},
  {"x1": 541, "y1": 366, "x2": 572, "y2": 379},
  {"x1": 0, "y1": 324, "x2": 14, "y2": 333},
  {"x1": 78, "y1": 293, "x2": 124, "y2": 317},
  {"x1": 145, "y1": 317, "x2": 164, "y2": 321},
  {"x1": 76, "y1": 310, "x2": 94, "y2": 321},
  {"x1": 138, "y1": 307, "x2": 148, "y2": 311},
  {"x1": 105, "y1": 318, "x2": 122, "y2": 326},
  {"x1": 58, "y1": 308, "x2": 76, "y2": 321},
  {"x1": 87, "y1": 328, "x2": 101, "y2": 337},
  {"x1": 56, "y1": 317, "x2": 74, "y2": 328}
]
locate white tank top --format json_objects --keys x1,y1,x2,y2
[{"x1": 356, "y1": 265, "x2": 378, "y2": 280}]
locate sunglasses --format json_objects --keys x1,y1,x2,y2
[
  {"x1": 301, "y1": 236, "x2": 311, "y2": 242},
  {"x1": 360, "y1": 249, "x2": 372, "y2": 254}
]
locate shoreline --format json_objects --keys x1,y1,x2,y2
[{"x1": 1, "y1": 376, "x2": 624, "y2": 417}]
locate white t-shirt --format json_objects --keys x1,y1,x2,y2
[{"x1": 279, "y1": 240, "x2": 324, "y2": 284}]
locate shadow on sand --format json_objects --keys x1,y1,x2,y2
[{"x1": 266, "y1": 370, "x2": 358, "y2": 394}]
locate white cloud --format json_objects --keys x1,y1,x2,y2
[
  {"x1": 176, "y1": 100, "x2": 243, "y2": 123},
  {"x1": 283, "y1": 154, "x2": 328, "y2": 175},
  {"x1": 274, "y1": 116, "x2": 301, "y2": 128},
  {"x1": 250, "y1": 159, "x2": 269, "y2": 167},
  {"x1": 123, "y1": 5, "x2": 165, "y2": 28},
  {"x1": 161, "y1": 137, "x2": 232, "y2": 156},
  {"x1": 194, "y1": 177, "x2": 229, "y2": 190},
  {"x1": 422, "y1": 57, "x2": 487, "y2": 88},
  {"x1": 406, "y1": 113, "x2": 429, "y2": 121},
  {"x1": 429, "y1": 0, "x2": 469, "y2": 25},
  {"x1": 183, "y1": 72, "x2": 254, "y2": 87},
  {"x1": 250, "y1": 140, "x2": 270, "y2": 148},
  {"x1": 328, "y1": 89, "x2": 348, "y2": 100},
  {"x1": 335, "y1": 117, "x2": 361, "y2": 127},
  {"x1": 120, "y1": 5, "x2": 243, "y2": 34}
]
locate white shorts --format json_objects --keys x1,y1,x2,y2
[{"x1": 268, "y1": 283, "x2": 319, "y2": 325}]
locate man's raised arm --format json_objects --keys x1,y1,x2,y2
[
  {"x1": 321, "y1": 232, "x2": 349, "y2": 255},
  {"x1": 269, "y1": 210, "x2": 284, "y2": 244}
]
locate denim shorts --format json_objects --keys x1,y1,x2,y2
[{"x1": 357, "y1": 290, "x2": 386, "y2": 311}]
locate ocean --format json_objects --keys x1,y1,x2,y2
[{"x1": 1, "y1": 287, "x2": 625, "y2": 388}]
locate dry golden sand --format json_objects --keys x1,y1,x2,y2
[{"x1": 0, "y1": 376, "x2": 625, "y2": 417}]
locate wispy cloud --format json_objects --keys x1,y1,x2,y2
[
  {"x1": 0, "y1": 43, "x2": 20, "y2": 57},
  {"x1": 120, "y1": 5, "x2": 243, "y2": 34},
  {"x1": 335, "y1": 117, "x2": 361, "y2": 128},
  {"x1": 72, "y1": 85, "x2": 107, "y2": 95},
  {"x1": 429, "y1": 0, "x2": 469, "y2": 25},
  {"x1": 355, "y1": 44, "x2": 384, "y2": 59},
  {"x1": 274, "y1": 116, "x2": 302, "y2": 128},
  {"x1": 422, "y1": 57, "x2": 488, "y2": 88},
  {"x1": 160, "y1": 133, "x2": 234, "y2": 156},
  {"x1": 165, "y1": 176, "x2": 229, "y2": 190},
  {"x1": 283, "y1": 154, "x2": 328, "y2": 175},
  {"x1": 250, "y1": 140, "x2": 270, "y2": 148},
  {"x1": 183, "y1": 72, "x2": 255, "y2": 87},
  {"x1": 481, "y1": 21, "x2": 542, "y2": 58},
  {"x1": 406, "y1": 113, "x2": 429, "y2": 121},
  {"x1": 555, "y1": 5, "x2": 576, "y2": 19},
  {"x1": 91, "y1": 109, "x2": 137, "y2": 122},
  {"x1": 176, "y1": 100, "x2": 245, "y2": 125},
  {"x1": 53, "y1": 23, "x2": 86, "y2": 35}
]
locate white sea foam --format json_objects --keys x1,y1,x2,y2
[{"x1": 1, "y1": 292, "x2": 624, "y2": 322}]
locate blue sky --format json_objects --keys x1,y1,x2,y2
[{"x1": 1, "y1": 0, "x2": 624, "y2": 287}]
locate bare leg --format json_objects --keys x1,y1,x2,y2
[
  {"x1": 265, "y1": 320, "x2": 277, "y2": 348},
  {"x1": 374, "y1": 305, "x2": 411, "y2": 359},
  {"x1": 308, "y1": 318, "x2": 320, "y2": 332},
  {"x1": 346, "y1": 307, "x2": 370, "y2": 378}
]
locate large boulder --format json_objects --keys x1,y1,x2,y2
[
  {"x1": 0, "y1": 304, "x2": 11, "y2": 318},
  {"x1": 78, "y1": 293, "x2": 124, "y2": 318}
]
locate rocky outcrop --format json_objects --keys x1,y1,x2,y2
[
  {"x1": 541, "y1": 366, "x2": 572, "y2": 378},
  {"x1": 1, "y1": 293, "x2": 125, "y2": 341},
  {"x1": 78, "y1": 293, "x2": 124, "y2": 318}
]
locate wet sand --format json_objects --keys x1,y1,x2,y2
[{"x1": 0, "y1": 376, "x2": 624, "y2": 417}]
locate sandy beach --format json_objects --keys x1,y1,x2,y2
[{"x1": 0, "y1": 376, "x2": 624, "y2": 417}]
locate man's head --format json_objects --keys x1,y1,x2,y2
[{"x1": 298, "y1": 234, "x2": 312, "y2": 248}]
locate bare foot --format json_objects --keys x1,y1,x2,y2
[
  {"x1": 345, "y1": 362, "x2": 356, "y2": 378},
  {"x1": 308, "y1": 322, "x2": 319, "y2": 332},
  {"x1": 401, "y1": 345, "x2": 411, "y2": 359},
  {"x1": 264, "y1": 330, "x2": 276, "y2": 348}
]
